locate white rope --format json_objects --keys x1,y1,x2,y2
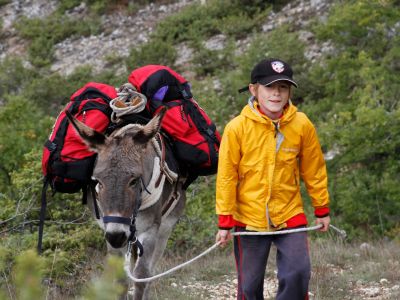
[
  {"x1": 110, "y1": 83, "x2": 147, "y2": 123},
  {"x1": 328, "y1": 224, "x2": 347, "y2": 238},
  {"x1": 124, "y1": 242, "x2": 221, "y2": 283},
  {"x1": 124, "y1": 224, "x2": 328, "y2": 283},
  {"x1": 231, "y1": 224, "x2": 322, "y2": 236}
]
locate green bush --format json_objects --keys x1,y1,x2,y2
[
  {"x1": 15, "y1": 15, "x2": 100, "y2": 67},
  {"x1": 82, "y1": 256, "x2": 125, "y2": 300},
  {"x1": 0, "y1": 0, "x2": 10, "y2": 7},
  {"x1": 0, "y1": 99, "x2": 52, "y2": 191},
  {"x1": 0, "y1": 57, "x2": 37, "y2": 99},
  {"x1": 190, "y1": 38, "x2": 236, "y2": 76},
  {"x1": 153, "y1": 0, "x2": 271, "y2": 43},
  {"x1": 125, "y1": 38, "x2": 178, "y2": 71},
  {"x1": 167, "y1": 176, "x2": 217, "y2": 255},
  {"x1": 301, "y1": 0, "x2": 400, "y2": 238},
  {"x1": 14, "y1": 250, "x2": 45, "y2": 300}
]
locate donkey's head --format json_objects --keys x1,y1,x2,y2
[{"x1": 65, "y1": 108, "x2": 166, "y2": 248}]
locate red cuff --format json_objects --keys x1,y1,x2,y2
[
  {"x1": 286, "y1": 213, "x2": 308, "y2": 228},
  {"x1": 218, "y1": 215, "x2": 235, "y2": 229},
  {"x1": 314, "y1": 207, "x2": 330, "y2": 218}
]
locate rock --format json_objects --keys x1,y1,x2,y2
[
  {"x1": 175, "y1": 43, "x2": 193, "y2": 66},
  {"x1": 203, "y1": 34, "x2": 226, "y2": 51},
  {"x1": 0, "y1": 0, "x2": 57, "y2": 30},
  {"x1": 360, "y1": 242, "x2": 373, "y2": 252},
  {"x1": 380, "y1": 278, "x2": 389, "y2": 285},
  {"x1": 363, "y1": 287, "x2": 380, "y2": 297}
]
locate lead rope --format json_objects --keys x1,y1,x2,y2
[{"x1": 125, "y1": 223, "x2": 345, "y2": 283}]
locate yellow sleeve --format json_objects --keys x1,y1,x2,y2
[
  {"x1": 216, "y1": 121, "x2": 241, "y2": 215},
  {"x1": 299, "y1": 120, "x2": 330, "y2": 209}
]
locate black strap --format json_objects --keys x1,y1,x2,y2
[
  {"x1": 103, "y1": 216, "x2": 132, "y2": 225},
  {"x1": 82, "y1": 184, "x2": 88, "y2": 205},
  {"x1": 72, "y1": 87, "x2": 113, "y2": 103},
  {"x1": 48, "y1": 101, "x2": 81, "y2": 168},
  {"x1": 37, "y1": 177, "x2": 49, "y2": 254},
  {"x1": 183, "y1": 100, "x2": 219, "y2": 165}
]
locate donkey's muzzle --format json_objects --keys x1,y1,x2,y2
[{"x1": 105, "y1": 231, "x2": 127, "y2": 248}]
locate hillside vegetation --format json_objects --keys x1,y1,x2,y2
[{"x1": 0, "y1": 0, "x2": 399, "y2": 298}]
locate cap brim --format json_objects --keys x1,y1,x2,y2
[
  {"x1": 258, "y1": 75, "x2": 298, "y2": 88},
  {"x1": 238, "y1": 75, "x2": 298, "y2": 93}
]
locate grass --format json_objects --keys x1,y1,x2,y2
[{"x1": 147, "y1": 237, "x2": 400, "y2": 300}]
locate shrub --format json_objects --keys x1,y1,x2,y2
[
  {"x1": 190, "y1": 38, "x2": 236, "y2": 76},
  {"x1": 0, "y1": 98, "x2": 52, "y2": 191},
  {"x1": 301, "y1": 0, "x2": 400, "y2": 238},
  {"x1": 0, "y1": 0, "x2": 10, "y2": 8},
  {"x1": 125, "y1": 38, "x2": 178, "y2": 71},
  {"x1": 0, "y1": 57, "x2": 37, "y2": 99},
  {"x1": 152, "y1": 0, "x2": 271, "y2": 43},
  {"x1": 167, "y1": 176, "x2": 217, "y2": 255},
  {"x1": 15, "y1": 15, "x2": 100, "y2": 67}
]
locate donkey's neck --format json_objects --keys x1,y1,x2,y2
[{"x1": 141, "y1": 139, "x2": 157, "y2": 187}]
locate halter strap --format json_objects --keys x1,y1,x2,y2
[{"x1": 103, "y1": 216, "x2": 131, "y2": 225}]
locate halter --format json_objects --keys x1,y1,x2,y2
[{"x1": 100, "y1": 177, "x2": 148, "y2": 257}]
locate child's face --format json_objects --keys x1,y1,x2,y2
[{"x1": 249, "y1": 81, "x2": 291, "y2": 119}]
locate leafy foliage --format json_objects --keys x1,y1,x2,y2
[
  {"x1": 126, "y1": 38, "x2": 178, "y2": 71},
  {"x1": 301, "y1": 0, "x2": 400, "y2": 238},
  {"x1": 0, "y1": 98, "x2": 51, "y2": 191},
  {"x1": 0, "y1": 57, "x2": 36, "y2": 99},
  {"x1": 153, "y1": 0, "x2": 271, "y2": 43},
  {"x1": 15, "y1": 14, "x2": 100, "y2": 67},
  {"x1": 168, "y1": 177, "x2": 217, "y2": 255},
  {"x1": 0, "y1": 0, "x2": 10, "y2": 8}
]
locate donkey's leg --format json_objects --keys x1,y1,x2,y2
[{"x1": 129, "y1": 223, "x2": 159, "y2": 300}]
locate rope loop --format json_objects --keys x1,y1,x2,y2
[{"x1": 110, "y1": 83, "x2": 147, "y2": 123}]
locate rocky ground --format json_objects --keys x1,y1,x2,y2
[
  {"x1": 153, "y1": 240, "x2": 400, "y2": 300},
  {"x1": 171, "y1": 268, "x2": 400, "y2": 299}
]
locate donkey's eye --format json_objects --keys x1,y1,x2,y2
[{"x1": 129, "y1": 178, "x2": 138, "y2": 187}]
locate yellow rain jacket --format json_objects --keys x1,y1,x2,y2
[{"x1": 216, "y1": 99, "x2": 330, "y2": 230}]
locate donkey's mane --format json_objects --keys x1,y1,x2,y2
[{"x1": 112, "y1": 123, "x2": 144, "y2": 138}]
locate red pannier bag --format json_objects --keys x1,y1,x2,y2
[
  {"x1": 41, "y1": 82, "x2": 117, "y2": 193},
  {"x1": 128, "y1": 65, "x2": 221, "y2": 183}
]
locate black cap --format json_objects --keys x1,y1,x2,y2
[{"x1": 238, "y1": 58, "x2": 298, "y2": 93}]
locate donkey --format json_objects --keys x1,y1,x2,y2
[{"x1": 65, "y1": 108, "x2": 186, "y2": 299}]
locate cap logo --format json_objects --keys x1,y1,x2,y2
[{"x1": 271, "y1": 61, "x2": 285, "y2": 73}]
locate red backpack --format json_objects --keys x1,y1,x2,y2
[
  {"x1": 127, "y1": 65, "x2": 221, "y2": 184},
  {"x1": 42, "y1": 82, "x2": 117, "y2": 193},
  {"x1": 38, "y1": 82, "x2": 117, "y2": 253}
]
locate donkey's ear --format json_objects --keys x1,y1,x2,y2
[
  {"x1": 134, "y1": 107, "x2": 167, "y2": 144},
  {"x1": 65, "y1": 110, "x2": 106, "y2": 151}
]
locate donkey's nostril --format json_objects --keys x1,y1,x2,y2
[{"x1": 105, "y1": 231, "x2": 127, "y2": 248}]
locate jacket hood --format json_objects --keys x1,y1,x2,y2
[{"x1": 241, "y1": 96, "x2": 297, "y2": 126}]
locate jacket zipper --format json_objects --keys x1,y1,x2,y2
[{"x1": 266, "y1": 123, "x2": 279, "y2": 230}]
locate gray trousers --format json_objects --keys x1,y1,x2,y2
[{"x1": 233, "y1": 227, "x2": 310, "y2": 300}]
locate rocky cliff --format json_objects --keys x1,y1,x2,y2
[{"x1": 0, "y1": 0, "x2": 333, "y2": 77}]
